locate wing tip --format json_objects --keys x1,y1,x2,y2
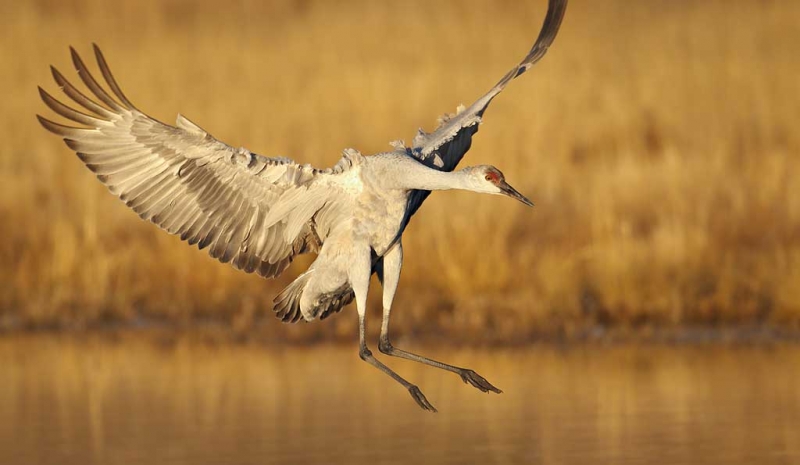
[
  {"x1": 92, "y1": 43, "x2": 137, "y2": 110},
  {"x1": 36, "y1": 114, "x2": 61, "y2": 135},
  {"x1": 68, "y1": 45, "x2": 81, "y2": 67}
]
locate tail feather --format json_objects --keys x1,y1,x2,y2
[
  {"x1": 273, "y1": 272, "x2": 309, "y2": 323},
  {"x1": 272, "y1": 270, "x2": 354, "y2": 323},
  {"x1": 319, "y1": 288, "x2": 355, "y2": 321}
]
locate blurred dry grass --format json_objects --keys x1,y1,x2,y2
[{"x1": 0, "y1": 0, "x2": 798, "y2": 341}]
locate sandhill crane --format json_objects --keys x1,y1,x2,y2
[{"x1": 37, "y1": 0, "x2": 567, "y2": 412}]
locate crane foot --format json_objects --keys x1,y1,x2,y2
[
  {"x1": 459, "y1": 369, "x2": 503, "y2": 394},
  {"x1": 408, "y1": 385, "x2": 437, "y2": 412}
]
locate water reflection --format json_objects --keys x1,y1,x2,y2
[{"x1": 0, "y1": 335, "x2": 798, "y2": 465}]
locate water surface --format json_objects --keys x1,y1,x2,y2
[{"x1": 0, "y1": 335, "x2": 798, "y2": 464}]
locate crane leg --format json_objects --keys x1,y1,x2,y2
[
  {"x1": 378, "y1": 335, "x2": 502, "y2": 394},
  {"x1": 351, "y1": 247, "x2": 436, "y2": 412},
  {"x1": 377, "y1": 243, "x2": 502, "y2": 395}
]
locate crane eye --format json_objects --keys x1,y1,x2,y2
[{"x1": 485, "y1": 174, "x2": 493, "y2": 181}]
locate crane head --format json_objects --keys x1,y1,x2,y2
[{"x1": 466, "y1": 165, "x2": 534, "y2": 207}]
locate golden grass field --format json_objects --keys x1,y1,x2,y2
[{"x1": 1, "y1": 0, "x2": 798, "y2": 341}]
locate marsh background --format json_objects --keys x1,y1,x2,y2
[
  {"x1": 1, "y1": 0, "x2": 799, "y2": 339},
  {"x1": 0, "y1": 0, "x2": 799, "y2": 463}
]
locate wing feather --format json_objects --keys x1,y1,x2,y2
[
  {"x1": 38, "y1": 45, "x2": 355, "y2": 279},
  {"x1": 51, "y1": 66, "x2": 117, "y2": 119},
  {"x1": 70, "y1": 46, "x2": 128, "y2": 113},
  {"x1": 403, "y1": 0, "x2": 567, "y2": 222}
]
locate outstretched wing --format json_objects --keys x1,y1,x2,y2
[
  {"x1": 38, "y1": 45, "x2": 356, "y2": 279},
  {"x1": 402, "y1": 0, "x2": 567, "y2": 222}
]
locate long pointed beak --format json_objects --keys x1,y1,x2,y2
[{"x1": 499, "y1": 180, "x2": 534, "y2": 207}]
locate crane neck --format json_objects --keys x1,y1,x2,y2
[{"x1": 389, "y1": 159, "x2": 474, "y2": 192}]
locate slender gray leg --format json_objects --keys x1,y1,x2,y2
[
  {"x1": 378, "y1": 243, "x2": 501, "y2": 394},
  {"x1": 350, "y1": 247, "x2": 436, "y2": 412}
]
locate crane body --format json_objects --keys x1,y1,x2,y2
[{"x1": 38, "y1": 0, "x2": 568, "y2": 411}]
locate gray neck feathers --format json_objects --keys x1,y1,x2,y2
[{"x1": 385, "y1": 156, "x2": 471, "y2": 192}]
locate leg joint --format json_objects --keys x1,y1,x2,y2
[
  {"x1": 378, "y1": 336, "x2": 394, "y2": 354},
  {"x1": 359, "y1": 346, "x2": 373, "y2": 361}
]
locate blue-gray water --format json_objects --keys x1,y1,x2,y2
[{"x1": 1, "y1": 335, "x2": 798, "y2": 464}]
